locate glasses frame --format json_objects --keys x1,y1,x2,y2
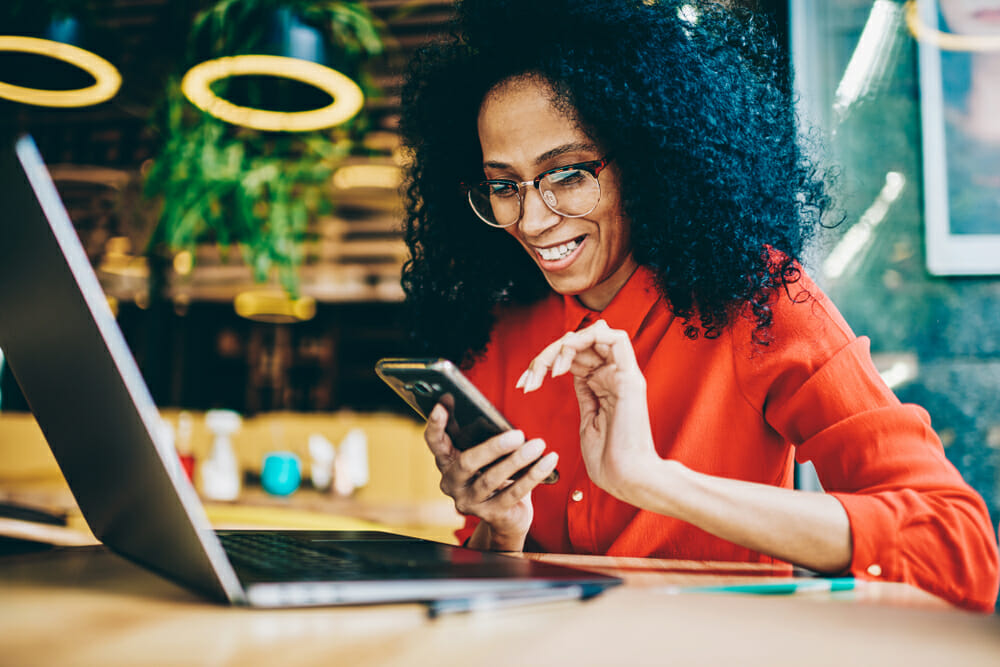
[{"x1": 463, "y1": 156, "x2": 613, "y2": 228}]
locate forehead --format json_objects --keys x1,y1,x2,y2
[{"x1": 477, "y1": 77, "x2": 595, "y2": 165}]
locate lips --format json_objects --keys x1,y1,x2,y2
[
  {"x1": 532, "y1": 235, "x2": 586, "y2": 269},
  {"x1": 972, "y1": 9, "x2": 1000, "y2": 22},
  {"x1": 537, "y1": 237, "x2": 582, "y2": 261}
]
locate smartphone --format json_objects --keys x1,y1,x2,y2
[{"x1": 375, "y1": 358, "x2": 559, "y2": 484}]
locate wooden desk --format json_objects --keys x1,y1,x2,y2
[{"x1": 2, "y1": 546, "x2": 999, "y2": 666}]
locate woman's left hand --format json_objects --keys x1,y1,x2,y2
[
  {"x1": 517, "y1": 319, "x2": 659, "y2": 501},
  {"x1": 518, "y1": 320, "x2": 856, "y2": 577}
]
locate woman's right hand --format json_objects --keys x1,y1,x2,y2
[{"x1": 423, "y1": 403, "x2": 558, "y2": 552}]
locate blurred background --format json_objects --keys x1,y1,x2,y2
[
  {"x1": 0, "y1": 1, "x2": 997, "y2": 552},
  {"x1": 0, "y1": 0, "x2": 450, "y2": 415}
]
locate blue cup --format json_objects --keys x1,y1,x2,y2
[{"x1": 261, "y1": 452, "x2": 301, "y2": 496}]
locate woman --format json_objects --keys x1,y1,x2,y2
[{"x1": 399, "y1": 0, "x2": 999, "y2": 611}]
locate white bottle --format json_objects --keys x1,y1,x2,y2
[
  {"x1": 333, "y1": 428, "x2": 369, "y2": 497},
  {"x1": 201, "y1": 409, "x2": 242, "y2": 501},
  {"x1": 308, "y1": 433, "x2": 336, "y2": 491}
]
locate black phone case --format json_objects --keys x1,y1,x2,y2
[
  {"x1": 375, "y1": 358, "x2": 559, "y2": 484},
  {"x1": 375, "y1": 358, "x2": 512, "y2": 451}
]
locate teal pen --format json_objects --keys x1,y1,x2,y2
[{"x1": 669, "y1": 577, "x2": 857, "y2": 595}]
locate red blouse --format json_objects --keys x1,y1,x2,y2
[{"x1": 457, "y1": 266, "x2": 999, "y2": 611}]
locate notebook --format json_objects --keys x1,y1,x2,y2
[{"x1": 0, "y1": 134, "x2": 622, "y2": 607}]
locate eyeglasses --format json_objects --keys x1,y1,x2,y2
[{"x1": 463, "y1": 157, "x2": 613, "y2": 228}]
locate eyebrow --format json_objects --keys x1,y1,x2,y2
[{"x1": 483, "y1": 141, "x2": 599, "y2": 171}]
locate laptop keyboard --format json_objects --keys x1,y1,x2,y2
[{"x1": 218, "y1": 532, "x2": 395, "y2": 582}]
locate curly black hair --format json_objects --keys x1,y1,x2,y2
[{"x1": 399, "y1": 0, "x2": 831, "y2": 366}]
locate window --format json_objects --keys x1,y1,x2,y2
[{"x1": 791, "y1": 0, "x2": 999, "y2": 525}]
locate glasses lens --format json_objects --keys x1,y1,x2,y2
[
  {"x1": 468, "y1": 182, "x2": 520, "y2": 227},
  {"x1": 540, "y1": 168, "x2": 601, "y2": 217}
]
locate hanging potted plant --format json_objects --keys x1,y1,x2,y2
[{"x1": 142, "y1": 0, "x2": 386, "y2": 297}]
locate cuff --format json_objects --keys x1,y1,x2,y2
[{"x1": 830, "y1": 491, "x2": 899, "y2": 583}]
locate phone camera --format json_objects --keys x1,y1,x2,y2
[{"x1": 407, "y1": 381, "x2": 435, "y2": 396}]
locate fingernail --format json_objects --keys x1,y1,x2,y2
[
  {"x1": 542, "y1": 452, "x2": 558, "y2": 467},
  {"x1": 553, "y1": 352, "x2": 569, "y2": 377},
  {"x1": 515, "y1": 369, "x2": 529, "y2": 389},
  {"x1": 523, "y1": 440, "x2": 544, "y2": 458},
  {"x1": 522, "y1": 370, "x2": 537, "y2": 393},
  {"x1": 502, "y1": 429, "x2": 525, "y2": 445}
]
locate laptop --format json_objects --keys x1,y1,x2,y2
[{"x1": 0, "y1": 135, "x2": 622, "y2": 608}]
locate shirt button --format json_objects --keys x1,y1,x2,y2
[
  {"x1": 867, "y1": 564, "x2": 882, "y2": 577},
  {"x1": 571, "y1": 490, "x2": 584, "y2": 502}
]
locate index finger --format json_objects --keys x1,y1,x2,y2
[
  {"x1": 424, "y1": 402, "x2": 456, "y2": 459},
  {"x1": 518, "y1": 320, "x2": 639, "y2": 392},
  {"x1": 515, "y1": 331, "x2": 590, "y2": 390}
]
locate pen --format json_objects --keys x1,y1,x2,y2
[
  {"x1": 666, "y1": 577, "x2": 857, "y2": 595},
  {"x1": 426, "y1": 585, "x2": 585, "y2": 618}
]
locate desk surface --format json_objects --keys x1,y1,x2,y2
[{"x1": 2, "y1": 546, "x2": 999, "y2": 667}]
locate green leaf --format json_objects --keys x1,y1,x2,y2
[{"x1": 143, "y1": 1, "x2": 389, "y2": 293}]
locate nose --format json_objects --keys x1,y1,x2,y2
[{"x1": 516, "y1": 184, "x2": 560, "y2": 237}]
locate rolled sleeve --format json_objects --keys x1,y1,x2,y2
[{"x1": 783, "y1": 346, "x2": 1000, "y2": 612}]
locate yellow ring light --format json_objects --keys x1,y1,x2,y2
[
  {"x1": 0, "y1": 36, "x2": 121, "y2": 107},
  {"x1": 181, "y1": 54, "x2": 364, "y2": 132},
  {"x1": 905, "y1": 1, "x2": 1000, "y2": 53}
]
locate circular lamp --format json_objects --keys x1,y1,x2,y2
[
  {"x1": 180, "y1": 55, "x2": 364, "y2": 132},
  {"x1": 0, "y1": 36, "x2": 121, "y2": 107}
]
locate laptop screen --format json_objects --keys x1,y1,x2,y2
[{"x1": 0, "y1": 135, "x2": 244, "y2": 602}]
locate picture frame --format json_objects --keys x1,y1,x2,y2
[{"x1": 911, "y1": 0, "x2": 1000, "y2": 275}]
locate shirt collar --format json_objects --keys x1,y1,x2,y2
[{"x1": 562, "y1": 266, "x2": 663, "y2": 337}]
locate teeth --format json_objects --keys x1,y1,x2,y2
[{"x1": 538, "y1": 238, "x2": 581, "y2": 261}]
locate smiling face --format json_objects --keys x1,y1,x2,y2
[{"x1": 476, "y1": 76, "x2": 637, "y2": 311}]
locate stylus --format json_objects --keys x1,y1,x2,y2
[{"x1": 664, "y1": 577, "x2": 857, "y2": 595}]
